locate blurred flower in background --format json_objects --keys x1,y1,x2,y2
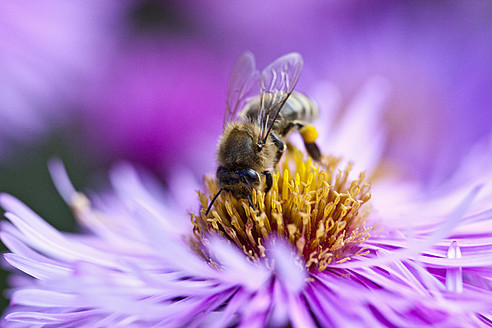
[
  {"x1": 83, "y1": 41, "x2": 227, "y2": 175},
  {"x1": 1, "y1": 0, "x2": 492, "y2": 321},
  {"x1": 1, "y1": 1, "x2": 492, "y2": 181},
  {"x1": 0, "y1": 0, "x2": 131, "y2": 310},
  {"x1": 0, "y1": 0, "x2": 128, "y2": 160}
]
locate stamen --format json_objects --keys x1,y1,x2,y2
[{"x1": 192, "y1": 147, "x2": 373, "y2": 272}]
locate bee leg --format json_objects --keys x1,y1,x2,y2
[
  {"x1": 247, "y1": 196, "x2": 256, "y2": 212},
  {"x1": 263, "y1": 170, "x2": 273, "y2": 193},
  {"x1": 280, "y1": 121, "x2": 298, "y2": 136},
  {"x1": 305, "y1": 142, "x2": 321, "y2": 161},
  {"x1": 270, "y1": 132, "x2": 286, "y2": 151},
  {"x1": 270, "y1": 132, "x2": 286, "y2": 165},
  {"x1": 285, "y1": 121, "x2": 322, "y2": 161}
]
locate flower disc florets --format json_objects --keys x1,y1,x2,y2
[{"x1": 192, "y1": 147, "x2": 373, "y2": 272}]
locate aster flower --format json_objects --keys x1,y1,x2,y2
[{"x1": 2, "y1": 77, "x2": 492, "y2": 327}]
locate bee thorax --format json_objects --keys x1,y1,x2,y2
[{"x1": 218, "y1": 125, "x2": 264, "y2": 170}]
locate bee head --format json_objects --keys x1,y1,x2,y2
[
  {"x1": 216, "y1": 166, "x2": 261, "y2": 198},
  {"x1": 205, "y1": 166, "x2": 260, "y2": 215}
]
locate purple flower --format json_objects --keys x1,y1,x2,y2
[{"x1": 2, "y1": 78, "x2": 492, "y2": 327}]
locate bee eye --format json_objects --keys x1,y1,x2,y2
[{"x1": 237, "y1": 168, "x2": 260, "y2": 184}]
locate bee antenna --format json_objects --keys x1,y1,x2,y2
[{"x1": 205, "y1": 188, "x2": 224, "y2": 215}]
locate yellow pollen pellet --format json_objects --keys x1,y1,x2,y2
[{"x1": 299, "y1": 125, "x2": 319, "y2": 143}]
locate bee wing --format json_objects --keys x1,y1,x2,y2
[
  {"x1": 224, "y1": 51, "x2": 260, "y2": 129},
  {"x1": 257, "y1": 52, "x2": 303, "y2": 149}
]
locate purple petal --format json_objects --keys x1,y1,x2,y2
[
  {"x1": 268, "y1": 239, "x2": 307, "y2": 292},
  {"x1": 446, "y1": 241, "x2": 463, "y2": 293}
]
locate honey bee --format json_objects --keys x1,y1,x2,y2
[{"x1": 206, "y1": 51, "x2": 321, "y2": 214}]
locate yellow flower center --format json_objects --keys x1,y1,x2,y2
[{"x1": 191, "y1": 147, "x2": 373, "y2": 272}]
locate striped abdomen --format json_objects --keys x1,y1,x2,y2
[
  {"x1": 240, "y1": 91, "x2": 319, "y2": 135},
  {"x1": 278, "y1": 91, "x2": 318, "y2": 123}
]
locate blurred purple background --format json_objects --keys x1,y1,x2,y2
[
  {"x1": 3, "y1": 1, "x2": 492, "y2": 180},
  {"x1": 1, "y1": 0, "x2": 492, "y2": 309}
]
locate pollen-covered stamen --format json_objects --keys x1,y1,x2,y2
[{"x1": 192, "y1": 147, "x2": 373, "y2": 272}]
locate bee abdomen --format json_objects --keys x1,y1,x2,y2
[
  {"x1": 240, "y1": 91, "x2": 318, "y2": 123},
  {"x1": 280, "y1": 92, "x2": 318, "y2": 123}
]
